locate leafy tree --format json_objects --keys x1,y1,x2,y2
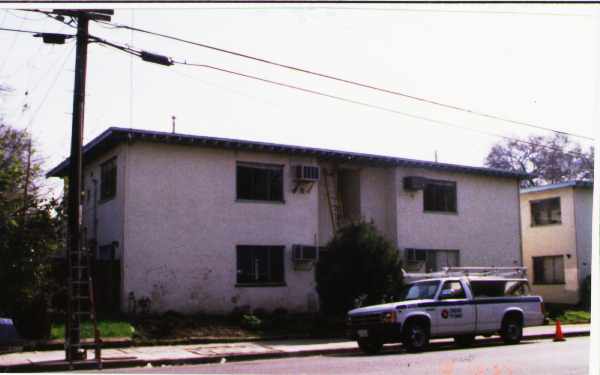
[
  {"x1": 0, "y1": 92, "x2": 63, "y2": 338},
  {"x1": 315, "y1": 220, "x2": 404, "y2": 316},
  {"x1": 485, "y1": 133, "x2": 594, "y2": 187}
]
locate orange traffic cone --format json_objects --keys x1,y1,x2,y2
[{"x1": 553, "y1": 319, "x2": 566, "y2": 342}]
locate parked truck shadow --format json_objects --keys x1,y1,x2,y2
[{"x1": 331, "y1": 337, "x2": 538, "y2": 358}]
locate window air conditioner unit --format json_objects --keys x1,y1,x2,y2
[
  {"x1": 294, "y1": 165, "x2": 320, "y2": 182},
  {"x1": 292, "y1": 245, "x2": 319, "y2": 262},
  {"x1": 403, "y1": 176, "x2": 428, "y2": 191}
]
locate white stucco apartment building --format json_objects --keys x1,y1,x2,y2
[
  {"x1": 48, "y1": 127, "x2": 526, "y2": 314},
  {"x1": 520, "y1": 181, "x2": 593, "y2": 305}
]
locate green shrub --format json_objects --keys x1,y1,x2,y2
[
  {"x1": 316, "y1": 220, "x2": 404, "y2": 316},
  {"x1": 240, "y1": 314, "x2": 262, "y2": 330}
]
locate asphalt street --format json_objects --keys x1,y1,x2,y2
[{"x1": 101, "y1": 337, "x2": 589, "y2": 375}]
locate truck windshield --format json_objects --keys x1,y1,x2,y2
[{"x1": 399, "y1": 281, "x2": 440, "y2": 301}]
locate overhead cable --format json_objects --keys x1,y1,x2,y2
[
  {"x1": 93, "y1": 19, "x2": 595, "y2": 142},
  {"x1": 90, "y1": 35, "x2": 591, "y2": 159}
]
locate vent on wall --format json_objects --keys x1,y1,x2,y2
[{"x1": 403, "y1": 176, "x2": 428, "y2": 191}]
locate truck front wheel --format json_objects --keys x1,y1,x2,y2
[
  {"x1": 357, "y1": 338, "x2": 383, "y2": 355},
  {"x1": 402, "y1": 321, "x2": 430, "y2": 352}
]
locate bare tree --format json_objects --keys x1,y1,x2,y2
[{"x1": 485, "y1": 134, "x2": 594, "y2": 187}]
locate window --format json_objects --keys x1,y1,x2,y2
[
  {"x1": 470, "y1": 280, "x2": 531, "y2": 298},
  {"x1": 406, "y1": 249, "x2": 459, "y2": 273},
  {"x1": 439, "y1": 281, "x2": 466, "y2": 299},
  {"x1": 100, "y1": 158, "x2": 117, "y2": 201},
  {"x1": 533, "y1": 256, "x2": 565, "y2": 284},
  {"x1": 236, "y1": 162, "x2": 284, "y2": 202},
  {"x1": 236, "y1": 245, "x2": 285, "y2": 285},
  {"x1": 530, "y1": 197, "x2": 561, "y2": 226},
  {"x1": 399, "y1": 281, "x2": 440, "y2": 301},
  {"x1": 424, "y1": 179, "x2": 457, "y2": 213}
]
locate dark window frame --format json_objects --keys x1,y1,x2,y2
[
  {"x1": 532, "y1": 255, "x2": 565, "y2": 285},
  {"x1": 530, "y1": 197, "x2": 562, "y2": 227},
  {"x1": 236, "y1": 162, "x2": 285, "y2": 203},
  {"x1": 423, "y1": 179, "x2": 457, "y2": 213},
  {"x1": 100, "y1": 157, "x2": 117, "y2": 202},
  {"x1": 236, "y1": 245, "x2": 286, "y2": 287}
]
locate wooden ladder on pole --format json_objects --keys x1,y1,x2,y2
[{"x1": 66, "y1": 243, "x2": 102, "y2": 369}]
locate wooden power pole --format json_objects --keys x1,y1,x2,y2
[{"x1": 38, "y1": 9, "x2": 113, "y2": 364}]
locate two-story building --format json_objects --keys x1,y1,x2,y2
[
  {"x1": 48, "y1": 127, "x2": 526, "y2": 314},
  {"x1": 520, "y1": 181, "x2": 593, "y2": 305}
]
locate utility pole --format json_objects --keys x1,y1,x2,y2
[
  {"x1": 65, "y1": 12, "x2": 89, "y2": 362},
  {"x1": 33, "y1": 9, "x2": 113, "y2": 363}
]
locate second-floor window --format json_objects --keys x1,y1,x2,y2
[
  {"x1": 236, "y1": 162, "x2": 284, "y2": 202},
  {"x1": 424, "y1": 179, "x2": 457, "y2": 213},
  {"x1": 530, "y1": 197, "x2": 561, "y2": 226},
  {"x1": 100, "y1": 158, "x2": 117, "y2": 201}
]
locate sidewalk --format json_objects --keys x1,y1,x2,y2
[{"x1": 0, "y1": 324, "x2": 589, "y2": 372}]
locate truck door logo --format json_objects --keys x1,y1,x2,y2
[{"x1": 441, "y1": 308, "x2": 462, "y2": 319}]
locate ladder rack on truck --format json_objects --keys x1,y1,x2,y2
[{"x1": 402, "y1": 266, "x2": 527, "y2": 282}]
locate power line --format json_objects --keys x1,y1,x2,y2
[
  {"x1": 94, "y1": 19, "x2": 595, "y2": 142},
  {"x1": 25, "y1": 43, "x2": 75, "y2": 132},
  {"x1": 176, "y1": 62, "x2": 590, "y2": 159},
  {"x1": 137, "y1": 5, "x2": 589, "y2": 17},
  {"x1": 0, "y1": 26, "x2": 49, "y2": 35},
  {"x1": 0, "y1": 19, "x2": 27, "y2": 76},
  {"x1": 6, "y1": 9, "x2": 48, "y2": 22},
  {"x1": 89, "y1": 34, "x2": 590, "y2": 159}
]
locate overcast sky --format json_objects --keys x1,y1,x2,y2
[{"x1": 0, "y1": 4, "x2": 598, "y2": 196}]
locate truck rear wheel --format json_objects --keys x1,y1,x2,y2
[
  {"x1": 402, "y1": 321, "x2": 430, "y2": 352},
  {"x1": 357, "y1": 339, "x2": 383, "y2": 355},
  {"x1": 501, "y1": 317, "x2": 523, "y2": 344}
]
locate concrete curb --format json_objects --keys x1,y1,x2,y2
[
  {"x1": 20, "y1": 334, "x2": 320, "y2": 352},
  {"x1": 0, "y1": 330, "x2": 589, "y2": 372}
]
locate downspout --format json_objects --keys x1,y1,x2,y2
[
  {"x1": 516, "y1": 179, "x2": 524, "y2": 267},
  {"x1": 120, "y1": 141, "x2": 130, "y2": 312},
  {"x1": 92, "y1": 178, "x2": 98, "y2": 244}
]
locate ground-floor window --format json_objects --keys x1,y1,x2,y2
[
  {"x1": 533, "y1": 255, "x2": 564, "y2": 284},
  {"x1": 405, "y1": 248, "x2": 459, "y2": 273},
  {"x1": 236, "y1": 245, "x2": 285, "y2": 286}
]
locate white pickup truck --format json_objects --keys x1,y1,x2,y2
[{"x1": 346, "y1": 267, "x2": 545, "y2": 354}]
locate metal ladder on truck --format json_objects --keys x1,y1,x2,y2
[
  {"x1": 65, "y1": 242, "x2": 102, "y2": 369},
  {"x1": 402, "y1": 266, "x2": 528, "y2": 283}
]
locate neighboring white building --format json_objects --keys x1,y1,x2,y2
[
  {"x1": 520, "y1": 181, "x2": 593, "y2": 305},
  {"x1": 48, "y1": 127, "x2": 526, "y2": 314}
]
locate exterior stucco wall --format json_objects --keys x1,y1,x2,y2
[
  {"x1": 396, "y1": 169, "x2": 522, "y2": 268},
  {"x1": 122, "y1": 141, "x2": 319, "y2": 314},
  {"x1": 574, "y1": 188, "x2": 593, "y2": 284},
  {"x1": 520, "y1": 188, "x2": 579, "y2": 304},
  {"x1": 81, "y1": 145, "x2": 126, "y2": 259},
  {"x1": 359, "y1": 167, "x2": 397, "y2": 241}
]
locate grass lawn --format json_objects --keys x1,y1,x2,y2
[{"x1": 50, "y1": 320, "x2": 134, "y2": 340}]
